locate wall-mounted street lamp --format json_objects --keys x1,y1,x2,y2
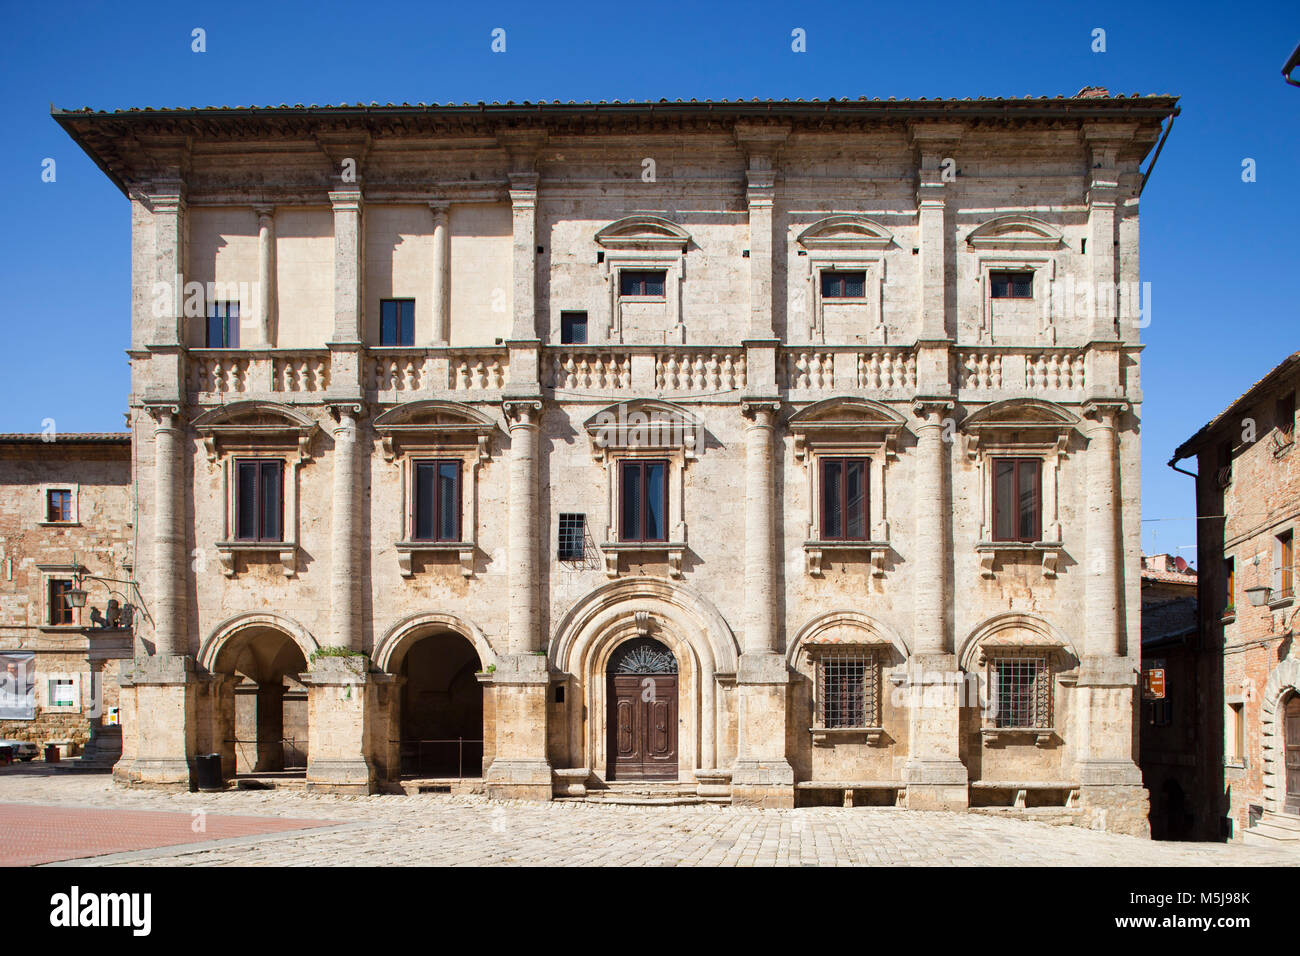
[
  {"x1": 66, "y1": 573, "x2": 140, "y2": 630},
  {"x1": 1244, "y1": 584, "x2": 1272, "y2": 607}
]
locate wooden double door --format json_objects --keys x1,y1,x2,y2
[
  {"x1": 1286, "y1": 694, "x2": 1300, "y2": 815},
  {"x1": 607, "y1": 673, "x2": 678, "y2": 781}
]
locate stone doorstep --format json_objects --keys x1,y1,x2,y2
[{"x1": 1242, "y1": 812, "x2": 1300, "y2": 845}]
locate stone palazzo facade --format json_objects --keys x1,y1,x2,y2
[{"x1": 56, "y1": 93, "x2": 1178, "y2": 835}]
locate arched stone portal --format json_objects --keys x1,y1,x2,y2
[
  {"x1": 399, "y1": 632, "x2": 484, "y2": 777},
  {"x1": 205, "y1": 618, "x2": 313, "y2": 777}
]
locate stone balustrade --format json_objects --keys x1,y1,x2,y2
[
  {"x1": 545, "y1": 350, "x2": 632, "y2": 390},
  {"x1": 781, "y1": 348, "x2": 917, "y2": 392},
  {"x1": 655, "y1": 349, "x2": 747, "y2": 393},
  {"x1": 367, "y1": 348, "x2": 508, "y2": 393},
  {"x1": 958, "y1": 348, "x2": 1087, "y2": 393}
]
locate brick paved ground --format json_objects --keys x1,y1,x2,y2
[{"x1": 1, "y1": 764, "x2": 1294, "y2": 866}]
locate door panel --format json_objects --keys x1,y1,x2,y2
[
  {"x1": 1286, "y1": 696, "x2": 1300, "y2": 815},
  {"x1": 607, "y1": 673, "x2": 677, "y2": 781}
]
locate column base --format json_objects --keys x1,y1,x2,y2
[
  {"x1": 78, "y1": 724, "x2": 122, "y2": 769},
  {"x1": 485, "y1": 758, "x2": 553, "y2": 802},
  {"x1": 304, "y1": 757, "x2": 376, "y2": 795},
  {"x1": 302, "y1": 658, "x2": 379, "y2": 795},
  {"x1": 115, "y1": 655, "x2": 199, "y2": 790},
  {"x1": 905, "y1": 757, "x2": 970, "y2": 811},
  {"x1": 731, "y1": 758, "x2": 795, "y2": 808}
]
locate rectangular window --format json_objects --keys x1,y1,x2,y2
[
  {"x1": 819, "y1": 270, "x2": 866, "y2": 299},
  {"x1": 991, "y1": 654, "x2": 1051, "y2": 729},
  {"x1": 992, "y1": 458, "x2": 1041, "y2": 543},
  {"x1": 1224, "y1": 557, "x2": 1235, "y2": 615},
  {"x1": 560, "y1": 311, "x2": 588, "y2": 344},
  {"x1": 380, "y1": 299, "x2": 416, "y2": 346},
  {"x1": 49, "y1": 678, "x2": 76, "y2": 708},
  {"x1": 206, "y1": 301, "x2": 240, "y2": 348},
  {"x1": 235, "y1": 459, "x2": 284, "y2": 542},
  {"x1": 413, "y1": 459, "x2": 461, "y2": 542},
  {"x1": 1278, "y1": 530, "x2": 1294, "y2": 600},
  {"x1": 48, "y1": 579, "x2": 74, "y2": 626},
  {"x1": 618, "y1": 270, "x2": 666, "y2": 297},
  {"x1": 816, "y1": 650, "x2": 878, "y2": 729},
  {"x1": 1278, "y1": 391, "x2": 1296, "y2": 440},
  {"x1": 46, "y1": 489, "x2": 73, "y2": 523},
  {"x1": 989, "y1": 271, "x2": 1034, "y2": 299},
  {"x1": 820, "y1": 457, "x2": 869, "y2": 541},
  {"x1": 1228, "y1": 702, "x2": 1245, "y2": 762},
  {"x1": 619, "y1": 459, "x2": 668, "y2": 543},
  {"x1": 558, "y1": 513, "x2": 586, "y2": 561}
]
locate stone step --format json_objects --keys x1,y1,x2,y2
[
  {"x1": 1261, "y1": 811, "x2": 1300, "y2": 832},
  {"x1": 1243, "y1": 822, "x2": 1300, "y2": 844}
]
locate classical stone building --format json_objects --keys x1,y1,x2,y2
[
  {"x1": 54, "y1": 92, "x2": 1178, "y2": 834},
  {"x1": 0, "y1": 433, "x2": 133, "y2": 762},
  {"x1": 1173, "y1": 351, "x2": 1300, "y2": 846}
]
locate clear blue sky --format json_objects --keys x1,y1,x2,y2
[{"x1": 1, "y1": 0, "x2": 1296, "y2": 559}]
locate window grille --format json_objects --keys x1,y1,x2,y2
[
  {"x1": 558, "y1": 513, "x2": 586, "y2": 562},
  {"x1": 815, "y1": 648, "x2": 878, "y2": 729},
  {"x1": 989, "y1": 652, "x2": 1052, "y2": 729},
  {"x1": 989, "y1": 270, "x2": 1033, "y2": 299}
]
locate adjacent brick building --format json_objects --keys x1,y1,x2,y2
[
  {"x1": 1172, "y1": 351, "x2": 1300, "y2": 846},
  {"x1": 53, "y1": 92, "x2": 1178, "y2": 834},
  {"x1": 0, "y1": 434, "x2": 133, "y2": 762}
]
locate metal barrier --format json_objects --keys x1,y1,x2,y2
[
  {"x1": 397, "y1": 738, "x2": 484, "y2": 778},
  {"x1": 226, "y1": 737, "x2": 307, "y2": 771}
]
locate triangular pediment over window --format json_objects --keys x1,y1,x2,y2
[
  {"x1": 965, "y1": 215, "x2": 1064, "y2": 250},
  {"x1": 796, "y1": 215, "x2": 894, "y2": 250},
  {"x1": 594, "y1": 215, "x2": 691, "y2": 252}
]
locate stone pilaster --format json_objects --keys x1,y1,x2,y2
[
  {"x1": 909, "y1": 123, "x2": 961, "y2": 342},
  {"x1": 253, "y1": 204, "x2": 276, "y2": 346},
  {"x1": 486, "y1": 397, "x2": 551, "y2": 799},
  {"x1": 904, "y1": 398, "x2": 968, "y2": 809},
  {"x1": 429, "y1": 200, "x2": 451, "y2": 345},
  {"x1": 1082, "y1": 124, "x2": 1136, "y2": 343},
  {"x1": 731, "y1": 399, "x2": 794, "y2": 807},
  {"x1": 302, "y1": 656, "x2": 377, "y2": 793},
  {"x1": 329, "y1": 188, "x2": 363, "y2": 344},
  {"x1": 508, "y1": 173, "x2": 538, "y2": 341},
  {"x1": 150, "y1": 182, "x2": 186, "y2": 348}
]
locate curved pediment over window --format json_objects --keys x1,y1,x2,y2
[
  {"x1": 373, "y1": 399, "x2": 497, "y2": 462},
  {"x1": 957, "y1": 612, "x2": 1079, "y2": 672},
  {"x1": 583, "y1": 398, "x2": 701, "y2": 460},
  {"x1": 788, "y1": 397, "x2": 907, "y2": 460},
  {"x1": 965, "y1": 215, "x2": 1064, "y2": 250},
  {"x1": 961, "y1": 398, "x2": 1078, "y2": 459},
  {"x1": 594, "y1": 215, "x2": 691, "y2": 252},
  {"x1": 192, "y1": 400, "x2": 319, "y2": 462},
  {"x1": 796, "y1": 215, "x2": 894, "y2": 250}
]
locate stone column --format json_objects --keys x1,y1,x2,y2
[
  {"x1": 731, "y1": 399, "x2": 794, "y2": 807},
  {"x1": 151, "y1": 406, "x2": 185, "y2": 658},
  {"x1": 902, "y1": 402, "x2": 968, "y2": 810},
  {"x1": 253, "y1": 205, "x2": 276, "y2": 346},
  {"x1": 485, "y1": 398, "x2": 551, "y2": 800},
  {"x1": 429, "y1": 201, "x2": 451, "y2": 345},
  {"x1": 330, "y1": 404, "x2": 361, "y2": 651},
  {"x1": 1075, "y1": 400, "x2": 1145, "y2": 832}
]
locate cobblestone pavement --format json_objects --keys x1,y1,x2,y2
[{"x1": 2, "y1": 766, "x2": 1294, "y2": 867}]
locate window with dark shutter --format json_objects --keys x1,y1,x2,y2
[
  {"x1": 560, "y1": 311, "x2": 588, "y2": 344},
  {"x1": 234, "y1": 459, "x2": 284, "y2": 542},
  {"x1": 992, "y1": 458, "x2": 1041, "y2": 543},
  {"x1": 989, "y1": 271, "x2": 1034, "y2": 299},
  {"x1": 820, "y1": 457, "x2": 869, "y2": 540},
  {"x1": 819, "y1": 271, "x2": 866, "y2": 299},
  {"x1": 206, "y1": 301, "x2": 240, "y2": 348},
  {"x1": 380, "y1": 299, "x2": 416, "y2": 346},
  {"x1": 619, "y1": 270, "x2": 666, "y2": 297},
  {"x1": 619, "y1": 460, "x2": 668, "y2": 542},
  {"x1": 413, "y1": 460, "x2": 461, "y2": 542}
]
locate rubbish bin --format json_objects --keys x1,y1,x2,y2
[
  {"x1": 195, "y1": 753, "x2": 224, "y2": 792},
  {"x1": 43, "y1": 744, "x2": 60, "y2": 763},
  {"x1": 0, "y1": 746, "x2": 12, "y2": 766}
]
